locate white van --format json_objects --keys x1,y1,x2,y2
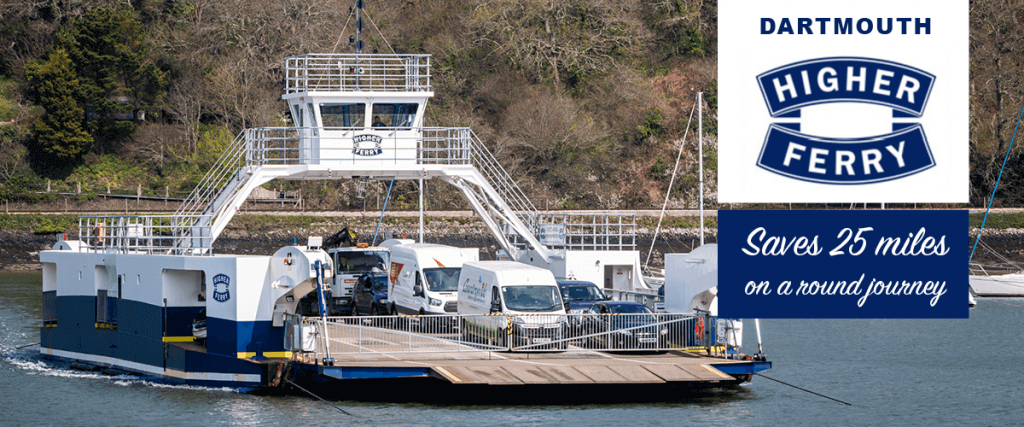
[
  {"x1": 457, "y1": 261, "x2": 567, "y2": 350},
  {"x1": 380, "y1": 240, "x2": 478, "y2": 316}
]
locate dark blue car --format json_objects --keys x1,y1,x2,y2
[
  {"x1": 582, "y1": 301, "x2": 667, "y2": 350},
  {"x1": 351, "y1": 274, "x2": 389, "y2": 316},
  {"x1": 557, "y1": 280, "x2": 610, "y2": 315}
]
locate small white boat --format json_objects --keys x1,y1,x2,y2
[
  {"x1": 969, "y1": 264, "x2": 1024, "y2": 297},
  {"x1": 191, "y1": 310, "x2": 207, "y2": 341}
]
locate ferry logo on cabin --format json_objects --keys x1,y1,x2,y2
[
  {"x1": 352, "y1": 134, "x2": 383, "y2": 156},
  {"x1": 718, "y1": 0, "x2": 967, "y2": 203},
  {"x1": 212, "y1": 273, "x2": 231, "y2": 302}
]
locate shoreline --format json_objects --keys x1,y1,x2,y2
[{"x1": 4, "y1": 226, "x2": 1024, "y2": 273}]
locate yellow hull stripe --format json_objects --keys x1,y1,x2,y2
[
  {"x1": 237, "y1": 352, "x2": 257, "y2": 359},
  {"x1": 263, "y1": 351, "x2": 293, "y2": 358},
  {"x1": 162, "y1": 336, "x2": 195, "y2": 342}
]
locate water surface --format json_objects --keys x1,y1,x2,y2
[{"x1": 2, "y1": 272, "x2": 1020, "y2": 426}]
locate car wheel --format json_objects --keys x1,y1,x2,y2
[
  {"x1": 350, "y1": 302, "x2": 358, "y2": 318},
  {"x1": 371, "y1": 305, "x2": 379, "y2": 316}
]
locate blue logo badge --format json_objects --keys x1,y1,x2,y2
[
  {"x1": 352, "y1": 134, "x2": 383, "y2": 156},
  {"x1": 755, "y1": 57, "x2": 936, "y2": 184},
  {"x1": 212, "y1": 274, "x2": 230, "y2": 302}
]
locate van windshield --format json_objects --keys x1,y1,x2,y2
[
  {"x1": 423, "y1": 268, "x2": 461, "y2": 292},
  {"x1": 502, "y1": 285, "x2": 562, "y2": 312},
  {"x1": 337, "y1": 251, "x2": 389, "y2": 275}
]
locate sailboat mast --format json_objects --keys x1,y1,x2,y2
[{"x1": 699, "y1": 92, "x2": 704, "y2": 246}]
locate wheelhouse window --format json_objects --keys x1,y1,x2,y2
[
  {"x1": 320, "y1": 103, "x2": 366, "y2": 128},
  {"x1": 290, "y1": 105, "x2": 303, "y2": 127},
  {"x1": 371, "y1": 103, "x2": 418, "y2": 129},
  {"x1": 306, "y1": 103, "x2": 319, "y2": 128}
]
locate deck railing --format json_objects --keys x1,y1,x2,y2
[
  {"x1": 77, "y1": 215, "x2": 213, "y2": 255},
  {"x1": 290, "y1": 313, "x2": 713, "y2": 357},
  {"x1": 520, "y1": 213, "x2": 637, "y2": 251}
]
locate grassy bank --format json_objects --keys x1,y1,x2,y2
[{"x1": 0, "y1": 214, "x2": 79, "y2": 234}]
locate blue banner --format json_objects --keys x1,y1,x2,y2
[
  {"x1": 718, "y1": 210, "x2": 967, "y2": 319},
  {"x1": 757, "y1": 57, "x2": 935, "y2": 117},
  {"x1": 757, "y1": 124, "x2": 935, "y2": 184}
]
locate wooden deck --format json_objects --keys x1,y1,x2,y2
[{"x1": 299, "y1": 323, "x2": 761, "y2": 385}]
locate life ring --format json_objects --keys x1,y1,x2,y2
[{"x1": 695, "y1": 317, "x2": 705, "y2": 337}]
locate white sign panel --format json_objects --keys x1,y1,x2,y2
[{"x1": 719, "y1": 0, "x2": 968, "y2": 203}]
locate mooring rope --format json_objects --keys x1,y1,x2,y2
[
  {"x1": 284, "y1": 378, "x2": 357, "y2": 416},
  {"x1": 371, "y1": 179, "x2": 395, "y2": 246},
  {"x1": 756, "y1": 373, "x2": 853, "y2": 406},
  {"x1": 14, "y1": 342, "x2": 39, "y2": 350}
]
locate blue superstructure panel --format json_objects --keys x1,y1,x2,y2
[
  {"x1": 164, "y1": 306, "x2": 205, "y2": 337},
  {"x1": 320, "y1": 365, "x2": 432, "y2": 380},
  {"x1": 117, "y1": 299, "x2": 163, "y2": 339},
  {"x1": 711, "y1": 361, "x2": 773, "y2": 375},
  {"x1": 206, "y1": 317, "x2": 237, "y2": 357}
]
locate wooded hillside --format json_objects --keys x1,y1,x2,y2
[{"x1": 0, "y1": 1, "x2": 1017, "y2": 209}]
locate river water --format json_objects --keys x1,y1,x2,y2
[{"x1": 2, "y1": 271, "x2": 1021, "y2": 426}]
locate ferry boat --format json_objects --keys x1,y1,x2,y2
[{"x1": 38, "y1": 14, "x2": 767, "y2": 393}]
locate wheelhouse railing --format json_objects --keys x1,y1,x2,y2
[
  {"x1": 284, "y1": 54, "x2": 431, "y2": 93},
  {"x1": 78, "y1": 215, "x2": 213, "y2": 255},
  {"x1": 243, "y1": 127, "x2": 473, "y2": 165}
]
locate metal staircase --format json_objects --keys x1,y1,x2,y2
[{"x1": 172, "y1": 132, "x2": 251, "y2": 250}]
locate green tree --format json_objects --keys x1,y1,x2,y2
[
  {"x1": 56, "y1": 7, "x2": 167, "y2": 147},
  {"x1": 25, "y1": 49, "x2": 93, "y2": 173}
]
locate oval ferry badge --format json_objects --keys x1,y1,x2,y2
[
  {"x1": 755, "y1": 57, "x2": 936, "y2": 184},
  {"x1": 212, "y1": 274, "x2": 231, "y2": 302}
]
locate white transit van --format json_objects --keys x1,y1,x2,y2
[
  {"x1": 457, "y1": 261, "x2": 567, "y2": 350},
  {"x1": 380, "y1": 239, "x2": 478, "y2": 316}
]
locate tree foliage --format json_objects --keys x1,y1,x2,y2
[
  {"x1": 25, "y1": 48, "x2": 92, "y2": 172},
  {"x1": 55, "y1": 7, "x2": 167, "y2": 146},
  {"x1": 471, "y1": 0, "x2": 653, "y2": 83},
  {"x1": 3, "y1": 0, "x2": 1020, "y2": 209}
]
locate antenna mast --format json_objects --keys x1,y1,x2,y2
[{"x1": 349, "y1": 0, "x2": 365, "y2": 53}]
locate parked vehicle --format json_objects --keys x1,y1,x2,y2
[
  {"x1": 327, "y1": 244, "x2": 390, "y2": 315},
  {"x1": 351, "y1": 273, "x2": 390, "y2": 316},
  {"x1": 458, "y1": 261, "x2": 567, "y2": 350},
  {"x1": 582, "y1": 301, "x2": 667, "y2": 350},
  {"x1": 557, "y1": 280, "x2": 610, "y2": 315},
  {"x1": 380, "y1": 240, "x2": 478, "y2": 316}
]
